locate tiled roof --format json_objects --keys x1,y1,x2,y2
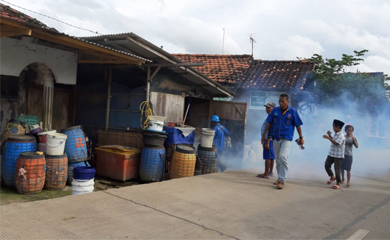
[
  {"x1": 0, "y1": 3, "x2": 57, "y2": 32},
  {"x1": 173, "y1": 54, "x2": 253, "y2": 88},
  {"x1": 240, "y1": 60, "x2": 315, "y2": 91}
]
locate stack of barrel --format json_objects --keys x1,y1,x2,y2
[
  {"x1": 140, "y1": 129, "x2": 167, "y2": 182},
  {"x1": 195, "y1": 128, "x2": 217, "y2": 176},
  {"x1": 71, "y1": 166, "x2": 96, "y2": 195}
]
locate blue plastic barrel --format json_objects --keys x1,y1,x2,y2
[
  {"x1": 68, "y1": 161, "x2": 90, "y2": 184},
  {"x1": 62, "y1": 126, "x2": 88, "y2": 162},
  {"x1": 1, "y1": 135, "x2": 37, "y2": 188},
  {"x1": 140, "y1": 147, "x2": 165, "y2": 182}
]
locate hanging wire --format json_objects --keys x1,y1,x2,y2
[{"x1": 0, "y1": 0, "x2": 103, "y2": 35}]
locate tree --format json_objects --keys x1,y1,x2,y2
[{"x1": 305, "y1": 50, "x2": 389, "y2": 109}]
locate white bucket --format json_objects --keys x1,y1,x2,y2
[
  {"x1": 201, "y1": 128, "x2": 215, "y2": 148},
  {"x1": 71, "y1": 179, "x2": 94, "y2": 195},
  {"x1": 148, "y1": 120, "x2": 164, "y2": 131},
  {"x1": 46, "y1": 133, "x2": 67, "y2": 155},
  {"x1": 149, "y1": 115, "x2": 166, "y2": 122}
]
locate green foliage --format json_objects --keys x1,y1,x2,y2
[{"x1": 305, "y1": 50, "x2": 389, "y2": 108}]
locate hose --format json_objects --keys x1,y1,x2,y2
[{"x1": 139, "y1": 101, "x2": 153, "y2": 130}]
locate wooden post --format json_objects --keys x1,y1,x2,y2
[
  {"x1": 105, "y1": 67, "x2": 112, "y2": 130},
  {"x1": 146, "y1": 66, "x2": 151, "y2": 102}
]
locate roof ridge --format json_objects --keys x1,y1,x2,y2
[{"x1": 172, "y1": 53, "x2": 253, "y2": 58}]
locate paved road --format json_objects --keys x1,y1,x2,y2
[{"x1": 1, "y1": 169, "x2": 389, "y2": 239}]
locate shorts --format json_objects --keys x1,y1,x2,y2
[
  {"x1": 263, "y1": 140, "x2": 275, "y2": 160},
  {"x1": 342, "y1": 155, "x2": 353, "y2": 171}
]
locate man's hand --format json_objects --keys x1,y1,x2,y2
[
  {"x1": 298, "y1": 138, "x2": 305, "y2": 145},
  {"x1": 327, "y1": 131, "x2": 332, "y2": 136},
  {"x1": 261, "y1": 136, "x2": 266, "y2": 144}
]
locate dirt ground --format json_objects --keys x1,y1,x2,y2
[{"x1": 0, "y1": 176, "x2": 141, "y2": 206}]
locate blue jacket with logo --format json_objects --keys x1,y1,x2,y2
[{"x1": 266, "y1": 106, "x2": 302, "y2": 141}]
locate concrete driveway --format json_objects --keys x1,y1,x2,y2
[{"x1": 1, "y1": 169, "x2": 389, "y2": 239}]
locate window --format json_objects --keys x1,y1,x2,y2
[{"x1": 1, "y1": 75, "x2": 19, "y2": 100}]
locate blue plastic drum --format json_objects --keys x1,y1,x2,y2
[
  {"x1": 62, "y1": 126, "x2": 88, "y2": 162},
  {"x1": 140, "y1": 147, "x2": 165, "y2": 182},
  {"x1": 2, "y1": 135, "x2": 37, "y2": 188}
]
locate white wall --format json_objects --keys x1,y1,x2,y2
[{"x1": 0, "y1": 37, "x2": 77, "y2": 85}]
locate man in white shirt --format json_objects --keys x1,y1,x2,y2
[{"x1": 323, "y1": 119, "x2": 346, "y2": 189}]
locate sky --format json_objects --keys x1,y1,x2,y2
[{"x1": 4, "y1": 0, "x2": 390, "y2": 77}]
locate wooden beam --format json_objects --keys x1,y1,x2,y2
[
  {"x1": 78, "y1": 59, "x2": 138, "y2": 64},
  {"x1": 0, "y1": 24, "x2": 31, "y2": 37}
]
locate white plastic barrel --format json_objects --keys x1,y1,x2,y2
[
  {"x1": 71, "y1": 179, "x2": 94, "y2": 195},
  {"x1": 201, "y1": 128, "x2": 215, "y2": 148},
  {"x1": 46, "y1": 133, "x2": 67, "y2": 155}
]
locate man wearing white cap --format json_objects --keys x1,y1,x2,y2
[{"x1": 257, "y1": 101, "x2": 276, "y2": 179}]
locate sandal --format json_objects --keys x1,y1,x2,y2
[
  {"x1": 277, "y1": 181, "x2": 285, "y2": 189},
  {"x1": 332, "y1": 185, "x2": 341, "y2": 189},
  {"x1": 256, "y1": 174, "x2": 269, "y2": 179},
  {"x1": 274, "y1": 181, "x2": 279, "y2": 185},
  {"x1": 327, "y1": 176, "x2": 336, "y2": 185}
]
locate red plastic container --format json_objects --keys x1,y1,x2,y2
[{"x1": 95, "y1": 145, "x2": 141, "y2": 182}]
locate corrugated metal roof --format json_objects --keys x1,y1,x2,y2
[
  {"x1": 82, "y1": 33, "x2": 234, "y2": 97},
  {"x1": 0, "y1": 3, "x2": 150, "y2": 62}
]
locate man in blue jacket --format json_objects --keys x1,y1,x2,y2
[
  {"x1": 211, "y1": 115, "x2": 229, "y2": 172},
  {"x1": 261, "y1": 94, "x2": 305, "y2": 189}
]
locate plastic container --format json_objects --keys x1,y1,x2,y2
[
  {"x1": 71, "y1": 179, "x2": 94, "y2": 195},
  {"x1": 45, "y1": 154, "x2": 68, "y2": 190},
  {"x1": 143, "y1": 130, "x2": 167, "y2": 147},
  {"x1": 149, "y1": 115, "x2": 166, "y2": 122},
  {"x1": 15, "y1": 152, "x2": 46, "y2": 194},
  {"x1": 201, "y1": 128, "x2": 215, "y2": 148},
  {"x1": 148, "y1": 120, "x2": 164, "y2": 131},
  {"x1": 2, "y1": 135, "x2": 37, "y2": 188},
  {"x1": 95, "y1": 146, "x2": 141, "y2": 182},
  {"x1": 140, "y1": 147, "x2": 165, "y2": 182},
  {"x1": 62, "y1": 126, "x2": 88, "y2": 162},
  {"x1": 37, "y1": 130, "x2": 56, "y2": 153},
  {"x1": 73, "y1": 166, "x2": 96, "y2": 180},
  {"x1": 197, "y1": 144, "x2": 217, "y2": 175},
  {"x1": 68, "y1": 161, "x2": 90, "y2": 184},
  {"x1": 46, "y1": 133, "x2": 67, "y2": 155},
  {"x1": 169, "y1": 145, "x2": 196, "y2": 179}
]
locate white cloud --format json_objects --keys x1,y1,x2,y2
[
  {"x1": 279, "y1": 35, "x2": 324, "y2": 59},
  {"x1": 6, "y1": 0, "x2": 390, "y2": 76}
]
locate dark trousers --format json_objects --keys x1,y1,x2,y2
[{"x1": 325, "y1": 155, "x2": 343, "y2": 183}]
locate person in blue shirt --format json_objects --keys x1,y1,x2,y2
[
  {"x1": 261, "y1": 93, "x2": 305, "y2": 189},
  {"x1": 211, "y1": 115, "x2": 230, "y2": 172},
  {"x1": 257, "y1": 101, "x2": 275, "y2": 179}
]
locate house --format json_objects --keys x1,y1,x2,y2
[
  {"x1": 0, "y1": 4, "x2": 235, "y2": 150},
  {"x1": 0, "y1": 3, "x2": 148, "y2": 137},
  {"x1": 174, "y1": 54, "x2": 315, "y2": 143}
]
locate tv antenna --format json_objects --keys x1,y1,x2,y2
[
  {"x1": 222, "y1": 28, "x2": 225, "y2": 55},
  {"x1": 249, "y1": 33, "x2": 256, "y2": 56}
]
